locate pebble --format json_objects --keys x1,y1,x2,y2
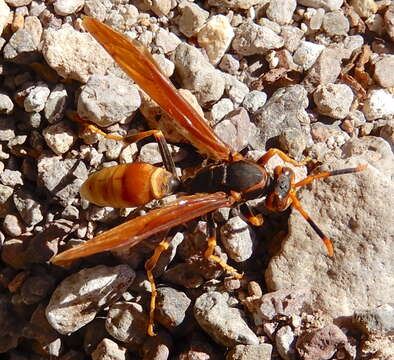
[
  {"x1": 384, "y1": 3, "x2": 394, "y2": 42},
  {"x1": 243, "y1": 90, "x2": 267, "y2": 114},
  {"x1": 253, "y1": 85, "x2": 308, "y2": 149},
  {"x1": 105, "y1": 302, "x2": 147, "y2": 346},
  {"x1": 78, "y1": 74, "x2": 141, "y2": 127},
  {"x1": 293, "y1": 41, "x2": 325, "y2": 71},
  {"x1": 373, "y1": 55, "x2": 394, "y2": 88},
  {"x1": 42, "y1": 25, "x2": 113, "y2": 83},
  {"x1": 220, "y1": 216, "x2": 255, "y2": 262},
  {"x1": 154, "y1": 28, "x2": 181, "y2": 54},
  {"x1": 91, "y1": 338, "x2": 126, "y2": 360},
  {"x1": 227, "y1": 344, "x2": 273, "y2": 360},
  {"x1": 198, "y1": 15, "x2": 234, "y2": 65},
  {"x1": 211, "y1": 98, "x2": 234, "y2": 123},
  {"x1": 278, "y1": 127, "x2": 307, "y2": 159},
  {"x1": 0, "y1": 93, "x2": 14, "y2": 114},
  {"x1": 23, "y1": 82, "x2": 50, "y2": 113},
  {"x1": 13, "y1": 189, "x2": 43, "y2": 226},
  {"x1": 3, "y1": 214, "x2": 23, "y2": 237},
  {"x1": 178, "y1": 2, "x2": 209, "y2": 38},
  {"x1": 46, "y1": 265, "x2": 135, "y2": 335},
  {"x1": 20, "y1": 274, "x2": 55, "y2": 305},
  {"x1": 37, "y1": 155, "x2": 88, "y2": 206},
  {"x1": 353, "y1": 303, "x2": 394, "y2": 335},
  {"x1": 313, "y1": 83, "x2": 354, "y2": 119},
  {"x1": 296, "y1": 324, "x2": 349, "y2": 360},
  {"x1": 322, "y1": 10, "x2": 350, "y2": 36},
  {"x1": 43, "y1": 121, "x2": 77, "y2": 155},
  {"x1": 224, "y1": 73, "x2": 250, "y2": 105},
  {"x1": 266, "y1": 0, "x2": 296, "y2": 25},
  {"x1": 6, "y1": 0, "x2": 32, "y2": 6},
  {"x1": 208, "y1": 0, "x2": 264, "y2": 9},
  {"x1": 363, "y1": 88, "x2": 394, "y2": 121},
  {"x1": 194, "y1": 291, "x2": 259, "y2": 347},
  {"x1": 281, "y1": 25, "x2": 305, "y2": 52},
  {"x1": 142, "y1": 331, "x2": 172, "y2": 360},
  {"x1": 352, "y1": 0, "x2": 378, "y2": 18},
  {"x1": 275, "y1": 325, "x2": 297, "y2": 360},
  {"x1": 53, "y1": 0, "x2": 84, "y2": 16},
  {"x1": 214, "y1": 107, "x2": 251, "y2": 152},
  {"x1": 152, "y1": 53, "x2": 174, "y2": 77},
  {"x1": 0, "y1": 169, "x2": 23, "y2": 187},
  {"x1": 297, "y1": 0, "x2": 343, "y2": 11},
  {"x1": 149, "y1": 0, "x2": 171, "y2": 16},
  {"x1": 97, "y1": 136, "x2": 123, "y2": 160},
  {"x1": 155, "y1": 287, "x2": 191, "y2": 329},
  {"x1": 0, "y1": 1, "x2": 10, "y2": 36},
  {"x1": 219, "y1": 54, "x2": 240, "y2": 74},
  {"x1": 174, "y1": 43, "x2": 225, "y2": 105},
  {"x1": 3, "y1": 29, "x2": 39, "y2": 64},
  {"x1": 232, "y1": 22, "x2": 284, "y2": 56},
  {"x1": 44, "y1": 84, "x2": 67, "y2": 123},
  {"x1": 0, "y1": 184, "x2": 13, "y2": 216}
]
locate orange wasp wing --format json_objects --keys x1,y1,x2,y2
[
  {"x1": 83, "y1": 16, "x2": 232, "y2": 161},
  {"x1": 51, "y1": 192, "x2": 234, "y2": 266}
]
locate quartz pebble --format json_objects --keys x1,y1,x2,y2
[
  {"x1": 43, "y1": 121, "x2": 77, "y2": 155},
  {"x1": 178, "y1": 2, "x2": 209, "y2": 38},
  {"x1": 373, "y1": 55, "x2": 394, "y2": 88},
  {"x1": 266, "y1": 0, "x2": 296, "y2": 25},
  {"x1": 91, "y1": 338, "x2": 126, "y2": 360},
  {"x1": 363, "y1": 89, "x2": 394, "y2": 121},
  {"x1": 293, "y1": 41, "x2": 325, "y2": 71},
  {"x1": 53, "y1": 0, "x2": 84, "y2": 16}
]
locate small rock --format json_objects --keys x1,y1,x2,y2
[
  {"x1": 293, "y1": 41, "x2": 325, "y2": 71},
  {"x1": 155, "y1": 287, "x2": 191, "y2": 329},
  {"x1": 297, "y1": 0, "x2": 343, "y2": 11},
  {"x1": 243, "y1": 90, "x2": 267, "y2": 114},
  {"x1": 211, "y1": 98, "x2": 234, "y2": 123},
  {"x1": 253, "y1": 85, "x2": 308, "y2": 149},
  {"x1": 278, "y1": 127, "x2": 307, "y2": 160},
  {"x1": 20, "y1": 274, "x2": 55, "y2": 305},
  {"x1": 194, "y1": 291, "x2": 259, "y2": 347},
  {"x1": 281, "y1": 25, "x2": 305, "y2": 52},
  {"x1": 23, "y1": 82, "x2": 50, "y2": 113},
  {"x1": 363, "y1": 88, "x2": 394, "y2": 120},
  {"x1": 373, "y1": 55, "x2": 394, "y2": 88},
  {"x1": 232, "y1": 22, "x2": 284, "y2": 56},
  {"x1": 142, "y1": 331, "x2": 172, "y2": 360},
  {"x1": 323, "y1": 10, "x2": 350, "y2": 36},
  {"x1": 0, "y1": 1, "x2": 10, "y2": 37},
  {"x1": 214, "y1": 107, "x2": 251, "y2": 152},
  {"x1": 3, "y1": 29, "x2": 39, "y2": 64},
  {"x1": 276, "y1": 325, "x2": 297, "y2": 360},
  {"x1": 313, "y1": 83, "x2": 354, "y2": 119},
  {"x1": 296, "y1": 324, "x2": 348, "y2": 360},
  {"x1": 226, "y1": 344, "x2": 273, "y2": 360},
  {"x1": 174, "y1": 43, "x2": 225, "y2": 106},
  {"x1": 46, "y1": 265, "x2": 135, "y2": 335},
  {"x1": 53, "y1": 0, "x2": 84, "y2": 16},
  {"x1": 13, "y1": 189, "x2": 43, "y2": 226},
  {"x1": 24, "y1": 16, "x2": 43, "y2": 46},
  {"x1": 208, "y1": 0, "x2": 265, "y2": 10},
  {"x1": 266, "y1": 0, "x2": 297, "y2": 25},
  {"x1": 384, "y1": 3, "x2": 394, "y2": 42},
  {"x1": 197, "y1": 15, "x2": 234, "y2": 65},
  {"x1": 154, "y1": 28, "x2": 181, "y2": 54},
  {"x1": 91, "y1": 338, "x2": 126, "y2": 360},
  {"x1": 44, "y1": 84, "x2": 67, "y2": 123},
  {"x1": 353, "y1": 304, "x2": 394, "y2": 335},
  {"x1": 219, "y1": 54, "x2": 240, "y2": 75},
  {"x1": 178, "y1": 1, "x2": 209, "y2": 38},
  {"x1": 351, "y1": 0, "x2": 378, "y2": 18},
  {"x1": 149, "y1": 0, "x2": 171, "y2": 17},
  {"x1": 105, "y1": 302, "x2": 147, "y2": 346},
  {"x1": 42, "y1": 25, "x2": 113, "y2": 83},
  {"x1": 0, "y1": 93, "x2": 14, "y2": 114},
  {"x1": 0, "y1": 169, "x2": 23, "y2": 187},
  {"x1": 224, "y1": 73, "x2": 250, "y2": 104},
  {"x1": 43, "y1": 121, "x2": 77, "y2": 155},
  {"x1": 152, "y1": 53, "x2": 174, "y2": 77},
  {"x1": 3, "y1": 214, "x2": 23, "y2": 237},
  {"x1": 78, "y1": 74, "x2": 140, "y2": 127},
  {"x1": 220, "y1": 216, "x2": 255, "y2": 262}
]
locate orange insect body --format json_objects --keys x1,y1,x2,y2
[{"x1": 80, "y1": 162, "x2": 178, "y2": 208}]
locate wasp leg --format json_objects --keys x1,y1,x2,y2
[
  {"x1": 204, "y1": 214, "x2": 243, "y2": 279},
  {"x1": 144, "y1": 236, "x2": 172, "y2": 336},
  {"x1": 258, "y1": 148, "x2": 308, "y2": 167},
  {"x1": 295, "y1": 164, "x2": 367, "y2": 187},
  {"x1": 238, "y1": 203, "x2": 264, "y2": 227},
  {"x1": 72, "y1": 114, "x2": 178, "y2": 177}
]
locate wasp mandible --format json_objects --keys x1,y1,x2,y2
[{"x1": 51, "y1": 17, "x2": 367, "y2": 336}]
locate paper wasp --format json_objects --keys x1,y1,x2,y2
[{"x1": 51, "y1": 17, "x2": 367, "y2": 336}]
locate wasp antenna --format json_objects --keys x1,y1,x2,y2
[
  {"x1": 289, "y1": 193, "x2": 334, "y2": 257},
  {"x1": 295, "y1": 164, "x2": 367, "y2": 188}
]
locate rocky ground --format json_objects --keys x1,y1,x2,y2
[{"x1": 0, "y1": 0, "x2": 393, "y2": 359}]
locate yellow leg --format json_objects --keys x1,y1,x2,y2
[
  {"x1": 258, "y1": 148, "x2": 307, "y2": 167},
  {"x1": 204, "y1": 236, "x2": 243, "y2": 279},
  {"x1": 144, "y1": 238, "x2": 171, "y2": 336}
]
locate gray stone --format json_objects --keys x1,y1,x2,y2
[{"x1": 226, "y1": 344, "x2": 273, "y2": 360}]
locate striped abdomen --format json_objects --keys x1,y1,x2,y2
[{"x1": 80, "y1": 163, "x2": 180, "y2": 208}]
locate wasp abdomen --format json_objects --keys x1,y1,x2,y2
[{"x1": 80, "y1": 163, "x2": 179, "y2": 208}]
